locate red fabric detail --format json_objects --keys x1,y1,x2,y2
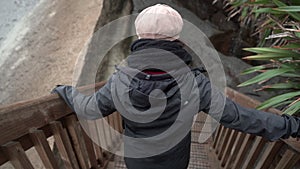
[{"x1": 143, "y1": 70, "x2": 166, "y2": 75}]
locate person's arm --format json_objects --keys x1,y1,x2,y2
[
  {"x1": 197, "y1": 73, "x2": 300, "y2": 141},
  {"x1": 52, "y1": 78, "x2": 116, "y2": 120}
]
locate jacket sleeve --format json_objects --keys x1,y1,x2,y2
[
  {"x1": 197, "y1": 73, "x2": 300, "y2": 141},
  {"x1": 52, "y1": 78, "x2": 116, "y2": 120}
]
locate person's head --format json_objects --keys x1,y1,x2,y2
[{"x1": 135, "y1": 4, "x2": 183, "y2": 41}]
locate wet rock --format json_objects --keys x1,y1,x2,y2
[
  {"x1": 210, "y1": 11, "x2": 238, "y2": 31},
  {"x1": 213, "y1": 0, "x2": 225, "y2": 11},
  {"x1": 174, "y1": 0, "x2": 216, "y2": 20},
  {"x1": 77, "y1": 0, "x2": 133, "y2": 86},
  {"x1": 209, "y1": 30, "x2": 255, "y2": 58},
  {"x1": 132, "y1": 0, "x2": 173, "y2": 12},
  {"x1": 210, "y1": 31, "x2": 235, "y2": 56}
]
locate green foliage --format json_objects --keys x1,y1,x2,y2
[
  {"x1": 222, "y1": 0, "x2": 300, "y2": 115},
  {"x1": 275, "y1": 6, "x2": 300, "y2": 12},
  {"x1": 238, "y1": 68, "x2": 294, "y2": 87}
]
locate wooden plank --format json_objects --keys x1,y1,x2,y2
[
  {"x1": 107, "y1": 115, "x2": 115, "y2": 130},
  {"x1": 29, "y1": 129, "x2": 59, "y2": 169},
  {"x1": 225, "y1": 88, "x2": 264, "y2": 110},
  {"x1": 281, "y1": 138, "x2": 300, "y2": 154},
  {"x1": 241, "y1": 137, "x2": 266, "y2": 169},
  {"x1": 215, "y1": 125, "x2": 225, "y2": 154},
  {"x1": 117, "y1": 113, "x2": 123, "y2": 133},
  {"x1": 86, "y1": 119, "x2": 103, "y2": 149},
  {"x1": 95, "y1": 119, "x2": 108, "y2": 149},
  {"x1": 50, "y1": 121, "x2": 80, "y2": 169},
  {"x1": 221, "y1": 129, "x2": 238, "y2": 166},
  {"x1": 231, "y1": 134, "x2": 255, "y2": 169},
  {"x1": 275, "y1": 149, "x2": 300, "y2": 169},
  {"x1": 111, "y1": 113, "x2": 120, "y2": 145},
  {"x1": 212, "y1": 125, "x2": 221, "y2": 149},
  {"x1": 1, "y1": 141, "x2": 34, "y2": 169},
  {"x1": 113, "y1": 113, "x2": 121, "y2": 139},
  {"x1": 93, "y1": 143, "x2": 104, "y2": 167},
  {"x1": 255, "y1": 141, "x2": 284, "y2": 169},
  {"x1": 103, "y1": 117, "x2": 113, "y2": 149},
  {"x1": 224, "y1": 132, "x2": 247, "y2": 169},
  {"x1": 65, "y1": 115, "x2": 89, "y2": 169},
  {"x1": 113, "y1": 112, "x2": 121, "y2": 134},
  {"x1": 82, "y1": 129, "x2": 100, "y2": 169},
  {"x1": 218, "y1": 128, "x2": 231, "y2": 160},
  {"x1": 90, "y1": 120, "x2": 104, "y2": 169},
  {"x1": 107, "y1": 115, "x2": 117, "y2": 146}
]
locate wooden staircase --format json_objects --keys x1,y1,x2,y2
[{"x1": 0, "y1": 82, "x2": 299, "y2": 169}]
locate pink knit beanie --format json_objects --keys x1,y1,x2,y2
[{"x1": 135, "y1": 4, "x2": 183, "y2": 41}]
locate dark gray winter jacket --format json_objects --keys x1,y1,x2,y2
[{"x1": 53, "y1": 39, "x2": 300, "y2": 169}]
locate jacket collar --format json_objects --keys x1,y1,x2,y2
[{"x1": 129, "y1": 39, "x2": 192, "y2": 65}]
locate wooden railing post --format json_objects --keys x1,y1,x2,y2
[
  {"x1": 275, "y1": 149, "x2": 300, "y2": 169},
  {"x1": 223, "y1": 132, "x2": 247, "y2": 169},
  {"x1": 50, "y1": 121, "x2": 80, "y2": 169},
  {"x1": 255, "y1": 141, "x2": 284, "y2": 169},
  {"x1": 217, "y1": 127, "x2": 231, "y2": 159},
  {"x1": 220, "y1": 129, "x2": 238, "y2": 166},
  {"x1": 1, "y1": 141, "x2": 34, "y2": 169},
  {"x1": 65, "y1": 115, "x2": 89, "y2": 169},
  {"x1": 29, "y1": 129, "x2": 59, "y2": 169},
  {"x1": 82, "y1": 128, "x2": 100, "y2": 169}
]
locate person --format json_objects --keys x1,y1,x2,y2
[{"x1": 53, "y1": 4, "x2": 300, "y2": 169}]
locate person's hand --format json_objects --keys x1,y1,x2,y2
[{"x1": 50, "y1": 85, "x2": 64, "y2": 94}]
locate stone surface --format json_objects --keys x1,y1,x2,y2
[
  {"x1": 210, "y1": 11, "x2": 238, "y2": 31},
  {"x1": 76, "y1": 0, "x2": 133, "y2": 85},
  {"x1": 209, "y1": 27, "x2": 257, "y2": 59},
  {"x1": 174, "y1": 0, "x2": 217, "y2": 20}
]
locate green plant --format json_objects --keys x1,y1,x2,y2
[{"x1": 221, "y1": 0, "x2": 300, "y2": 115}]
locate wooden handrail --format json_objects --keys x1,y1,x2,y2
[
  {"x1": 0, "y1": 81, "x2": 106, "y2": 147},
  {"x1": 0, "y1": 81, "x2": 122, "y2": 168},
  {"x1": 225, "y1": 87, "x2": 300, "y2": 153},
  {"x1": 212, "y1": 87, "x2": 300, "y2": 169}
]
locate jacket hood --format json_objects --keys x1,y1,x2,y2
[{"x1": 112, "y1": 39, "x2": 197, "y2": 117}]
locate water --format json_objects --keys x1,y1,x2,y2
[{"x1": 0, "y1": 0, "x2": 41, "y2": 47}]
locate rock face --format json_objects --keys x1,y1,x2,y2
[
  {"x1": 174, "y1": 0, "x2": 217, "y2": 20},
  {"x1": 76, "y1": 0, "x2": 133, "y2": 86},
  {"x1": 209, "y1": 30, "x2": 256, "y2": 58},
  {"x1": 171, "y1": 0, "x2": 259, "y2": 59},
  {"x1": 173, "y1": 0, "x2": 239, "y2": 31},
  {"x1": 210, "y1": 11, "x2": 238, "y2": 31}
]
